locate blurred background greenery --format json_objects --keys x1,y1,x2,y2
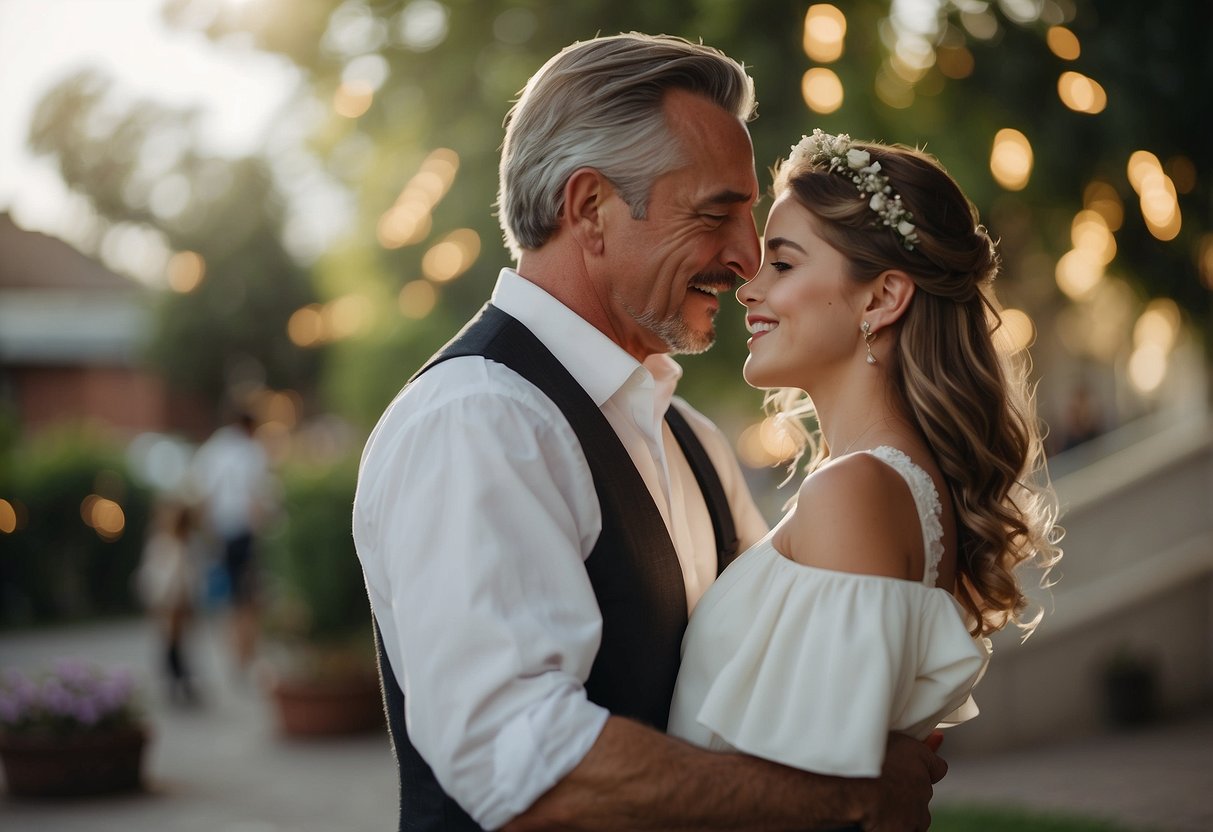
[{"x1": 0, "y1": 0, "x2": 1209, "y2": 624}]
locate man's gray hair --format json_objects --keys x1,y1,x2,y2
[{"x1": 497, "y1": 32, "x2": 757, "y2": 260}]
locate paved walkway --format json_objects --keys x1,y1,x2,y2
[{"x1": 1, "y1": 617, "x2": 1210, "y2": 831}]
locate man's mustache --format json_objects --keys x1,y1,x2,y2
[{"x1": 690, "y1": 270, "x2": 741, "y2": 292}]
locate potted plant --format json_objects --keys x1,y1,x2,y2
[
  {"x1": 0, "y1": 659, "x2": 149, "y2": 797},
  {"x1": 259, "y1": 455, "x2": 383, "y2": 737}
]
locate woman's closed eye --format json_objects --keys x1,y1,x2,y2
[{"x1": 770, "y1": 260, "x2": 792, "y2": 273}]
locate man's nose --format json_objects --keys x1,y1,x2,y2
[{"x1": 723, "y1": 216, "x2": 761, "y2": 280}]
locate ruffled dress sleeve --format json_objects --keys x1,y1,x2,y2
[{"x1": 669, "y1": 550, "x2": 990, "y2": 778}]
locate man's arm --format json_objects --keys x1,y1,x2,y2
[{"x1": 505, "y1": 717, "x2": 944, "y2": 832}]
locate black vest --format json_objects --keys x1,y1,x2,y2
[{"x1": 373, "y1": 304, "x2": 739, "y2": 831}]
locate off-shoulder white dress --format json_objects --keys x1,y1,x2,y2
[{"x1": 668, "y1": 446, "x2": 991, "y2": 777}]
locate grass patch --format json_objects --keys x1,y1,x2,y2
[{"x1": 933, "y1": 804, "x2": 1142, "y2": 832}]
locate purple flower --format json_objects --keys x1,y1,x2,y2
[
  {"x1": 51, "y1": 658, "x2": 91, "y2": 685},
  {"x1": 0, "y1": 660, "x2": 140, "y2": 735}
]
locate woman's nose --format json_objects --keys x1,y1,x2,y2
[{"x1": 736, "y1": 272, "x2": 760, "y2": 307}]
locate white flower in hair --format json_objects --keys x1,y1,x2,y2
[
  {"x1": 846, "y1": 148, "x2": 870, "y2": 169},
  {"x1": 786, "y1": 129, "x2": 922, "y2": 250}
]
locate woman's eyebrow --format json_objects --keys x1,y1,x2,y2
[{"x1": 766, "y1": 236, "x2": 806, "y2": 254}]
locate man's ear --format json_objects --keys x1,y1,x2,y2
[
  {"x1": 864, "y1": 269, "x2": 915, "y2": 331},
  {"x1": 561, "y1": 167, "x2": 611, "y2": 256}
]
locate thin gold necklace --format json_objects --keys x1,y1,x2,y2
[{"x1": 830, "y1": 416, "x2": 899, "y2": 458}]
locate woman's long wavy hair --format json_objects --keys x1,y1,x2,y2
[{"x1": 768, "y1": 139, "x2": 1061, "y2": 638}]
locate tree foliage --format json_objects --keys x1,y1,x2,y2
[
  {"x1": 27, "y1": 69, "x2": 320, "y2": 412},
  {"x1": 32, "y1": 0, "x2": 1207, "y2": 428}
]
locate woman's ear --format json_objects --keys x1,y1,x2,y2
[
  {"x1": 561, "y1": 167, "x2": 610, "y2": 255},
  {"x1": 864, "y1": 269, "x2": 915, "y2": 331}
]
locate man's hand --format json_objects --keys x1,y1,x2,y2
[{"x1": 860, "y1": 733, "x2": 947, "y2": 831}]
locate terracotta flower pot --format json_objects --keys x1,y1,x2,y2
[
  {"x1": 268, "y1": 673, "x2": 384, "y2": 737},
  {"x1": 0, "y1": 725, "x2": 149, "y2": 798}
]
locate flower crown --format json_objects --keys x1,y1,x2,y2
[{"x1": 787, "y1": 129, "x2": 920, "y2": 250}]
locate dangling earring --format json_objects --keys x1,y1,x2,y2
[{"x1": 861, "y1": 321, "x2": 877, "y2": 365}]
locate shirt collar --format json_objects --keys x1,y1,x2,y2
[{"x1": 490, "y1": 268, "x2": 682, "y2": 410}]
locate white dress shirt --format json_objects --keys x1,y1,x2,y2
[{"x1": 352, "y1": 269, "x2": 767, "y2": 829}]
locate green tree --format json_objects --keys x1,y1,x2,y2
[
  {"x1": 28, "y1": 69, "x2": 321, "y2": 411},
  {"x1": 156, "y1": 0, "x2": 1209, "y2": 423},
  {"x1": 158, "y1": 0, "x2": 1203, "y2": 429}
]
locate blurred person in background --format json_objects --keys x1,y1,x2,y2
[
  {"x1": 135, "y1": 498, "x2": 201, "y2": 705},
  {"x1": 354, "y1": 33, "x2": 943, "y2": 832},
  {"x1": 191, "y1": 408, "x2": 272, "y2": 675}
]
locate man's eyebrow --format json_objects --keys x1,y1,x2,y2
[
  {"x1": 699, "y1": 189, "x2": 754, "y2": 208},
  {"x1": 766, "y1": 236, "x2": 806, "y2": 254}
]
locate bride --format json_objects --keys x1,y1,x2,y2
[{"x1": 669, "y1": 130, "x2": 1062, "y2": 782}]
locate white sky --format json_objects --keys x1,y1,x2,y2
[{"x1": 0, "y1": 0, "x2": 300, "y2": 238}]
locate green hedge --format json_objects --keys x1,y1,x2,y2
[
  {"x1": 0, "y1": 427, "x2": 151, "y2": 627},
  {"x1": 261, "y1": 455, "x2": 370, "y2": 645}
]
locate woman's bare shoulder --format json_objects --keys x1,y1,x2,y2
[{"x1": 777, "y1": 452, "x2": 922, "y2": 580}]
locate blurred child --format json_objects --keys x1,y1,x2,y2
[{"x1": 136, "y1": 500, "x2": 200, "y2": 704}]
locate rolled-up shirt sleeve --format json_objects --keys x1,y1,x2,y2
[{"x1": 353, "y1": 359, "x2": 610, "y2": 829}]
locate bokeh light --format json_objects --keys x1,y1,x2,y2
[
  {"x1": 288, "y1": 304, "x2": 325, "y2": 348},
  {"x1": 81, "y1": 495, "x2": 125, "y2": 542},
  {"x1": 378, "y1": 148, "x2": 460, "y2": 249},
  {"x1": 803, "y1": 4, "x2": 846, "y2": 63},
  {"x1": 1083, "y1": 181, "x2": 1124, "y2": 231},
  {"x1": 325, "y1": 293, "x2": 375, "y2": 340},
  {"x1": 422, "y1": 229, "x2": 480, "y2": 283},
  {"x1": 125, "y1": 433, "x2": 193, "y2": 493},
  {"x1": 959, "y1": 8, "x2": 999, "y2": 40},
  {"x1": 396, "y1": 0, "x2": 450, "y2": 51},
  {"x1": 399, "y1": 279, "x2": 438, "y2": 319},
  {"x1": 890, "y1": 36, "x2": 935, "y2": 83},
  {"x1": 1128, "y1": 343, "x2": 1168, "y2": 394},
  {"x1": 737, "y1": 416, "x2": 800, "y2": 468},
  {"x1": 0, "y1": 499, "x2": 17, "y2": 534},
  {"x1": 1127, "y1": 150, "x2": 1181, "y2": 241},
  {"x1": 802, "y1": 67, "x2": 844, "y2": 114},
  {"x1": 995, "y1": 308, "x2": 1035, "y2": 353},
  {"x1": 256, "y1": 389, "x2": 303, "y2": 430},
  {"x1": 990, "y1": 129, "x2": 1034, "y2": 191},
  {"x1": 1046, "y1": 26, "x2": 1081, "y2": 60},
  {"x1": 874, "y1": 68, "x2": 914, "y2": 109},
  {"x1": 1133, "y1": 298, "x2": 1181, "y2": 353},
  {"x1": 166, "y1": 250, "x2": 206, "y2": 293},
  {"x1": 936, "y1": 46, "x2": 975, "y2": 79},
  {"x1": 1125, "y1": 298, "x2": 1181, "y2": 395},
  {"x1": 333, "y1": 79, "x2": 374, "y2": 118},
  {"x1": 1057, "y1": 71, "x2": 1107, "y2": 114},
  {"x1": 1055, "y1": 248, "x2": 1104, "y2": 301},
  {"x1": 1071, "y1": 210, "x2": 1117, "y2": 265},
  {"x1": 378, "y1": 204, "x2": 433, "y2": 249}
]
